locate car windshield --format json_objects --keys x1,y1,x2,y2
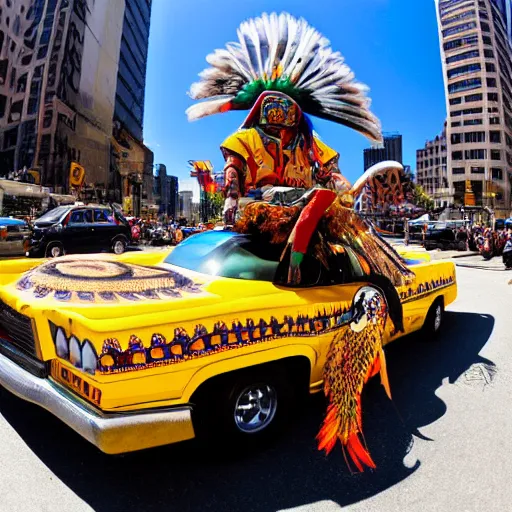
[
  {"x1": 36, "y1": 206, "x2": 71, "y2": 224},
  {"x1": 165, "y1": 231, "x2": 280, "y2": 281}
]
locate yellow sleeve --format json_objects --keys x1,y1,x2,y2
[
  {"x1": 314, "y1": 137, "x2": 339, "y2": 165},
  {"x1": 220, "y1": 130, "x2": 253, "y2": 161}
]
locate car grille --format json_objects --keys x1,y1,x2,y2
[{"x1": 0, "y1": 300, "x2": 37, "y2": 357}]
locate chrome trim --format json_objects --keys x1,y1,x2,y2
[{"x1": 0, "y1": 353, "x2": 195, "y2": 454}]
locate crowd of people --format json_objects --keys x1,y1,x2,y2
[
  {"x1": 126, "y1": 217, "x2": 218, "y2": 246},
  {"x1": 467, "y1": 224, "x2": 512, "y2": 262}
]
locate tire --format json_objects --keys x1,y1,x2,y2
[
  {"x1": 193, "y1": 368, "x2": 294, "y2": 447},
  {"x1": 45, "y1": 242, "x2": 65, "y2": 258},
  {"x1": 111, "y1": 236, "x2": 127, "y2": 255},
  {"x1": 421, "y1": 298, "x2": 444, "y2": 341}
]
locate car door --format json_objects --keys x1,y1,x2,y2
[
  {"x1": 65, "y1": 209, "x2": 95, "y2": 253},
  {"x1": 91, "y1": 208, "x2": 118, "y2": 250}
]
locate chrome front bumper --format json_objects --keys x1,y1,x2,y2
[{"x1": 0, "y1": 353, "x2": 195, "y2": 454}]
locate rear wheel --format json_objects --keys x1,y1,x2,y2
[
  {"x1": 111, "y1": 236, "x2": 127, "y2": 255},
  {"x1": 421, "y1": 298, "x2": 444, "y2": 341},
  {"x1": 45, "y1": 242, "x2": 65, "y2": 258},
  {"x1": 193, "y1": 368, "x2": 295, "y2": 447}
]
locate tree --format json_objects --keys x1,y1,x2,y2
[
  {"x1": 413, "y1": 185, "x2": 435, "y2": 211},
  {"x1": 204, "y1": 191, "x2": 224, "y2": 222}
]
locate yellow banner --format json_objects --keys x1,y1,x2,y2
[{"x1": 69, "y1": 162, "x2": 85, "y2": 188}]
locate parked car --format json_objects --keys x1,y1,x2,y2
[
  {"x1": 27, "y1": 205, "x2": 131, "y2": 257},
  {"x1": 423, "y1": 222, "x2": 467, "y2": 251},
  {"x1": 0, "y1": 217, "x2": 31, "y2": 257},
  {"x1": 0, "y1": 230, "x2": 456, "y2": 455}
]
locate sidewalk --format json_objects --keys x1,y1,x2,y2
[
  {"x1": 389, "y1": 240, "x2": 478, "y2": 261},
  {"x1": 429, "y1": 250, "x2": 479, "y2": 260}
]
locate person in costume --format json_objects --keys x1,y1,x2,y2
[
  {"x1": 187, "y1": 12, "x2": 413, "y2": 472},
  {"x1": 219, "y1": 91, "x2": 351, "y2": 222},
  {"x1": 186, "y1": 13, "x2": 383, "y2": 223}
]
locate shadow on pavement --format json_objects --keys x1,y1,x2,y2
[{"x1": 0, "y1": 311, "x2": 495, "y2": 512}]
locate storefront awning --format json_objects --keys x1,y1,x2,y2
[{"x1": 0, "y1": 180, "x2": 49, "y2": 198}]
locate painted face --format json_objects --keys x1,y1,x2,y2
[{"x1": 259, "y1": 95, "x2": 298, "y2": 127}]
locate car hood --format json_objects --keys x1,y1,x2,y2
[{"x1": 0, "y1": 254, "x2": 280, "y2": 321}]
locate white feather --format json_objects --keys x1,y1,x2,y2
[
  {"x1": 186, "y1": 12, "x2": 383, "y2": 143},
  {"x1": 186, "y1": 97, "x2": 235, "y2": 121}
]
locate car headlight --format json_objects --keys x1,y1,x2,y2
[
  {"x1": 82, "y1": 341, "x2": 98, "y2": 375},
  {"x1": 50, "y1": 323, "x2": 98, "y2": 375}
]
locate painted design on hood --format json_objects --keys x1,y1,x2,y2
[{"x1": 16, "y1": 258, "x2": 203, "y2": 302}]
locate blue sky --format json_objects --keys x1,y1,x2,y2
[{"x1": 143, "y1": 0, "x2": 447, "y2": 188}]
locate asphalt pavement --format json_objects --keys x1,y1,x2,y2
[{"x1": 0, "y1": 266, "x2": 511, "y2": 512}]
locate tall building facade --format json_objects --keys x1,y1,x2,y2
[
  {"x1": 179, "y1": 190, "x2": 193, "y2": 221},
  {"x1": 416, "y1": 125, "x2": 450, "y2": 207},
  {"x1": 0, "y1": 0, "x2": 153, "y2": 212},
  {"x1": 153, "y1": 163, "x2": 178, "y2": 219},
  {"x1": 111, "y1": 0, "x2": 153, "y2": 212},
  {"x1": 435, "y1": 0, "x2": 512, "y2": 216},
  {"x1": 363, "y1": 133, "x2": 403, "y2": 171}
]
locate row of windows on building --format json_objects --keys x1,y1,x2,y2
[
  {"x1": 451, "y1": 117, "x2": 501, "y2": 126},
  {"x1": 449, "y1": 92, "x2": 499, "y2": 104},
  {"x1": 452, "y1": 148, "x2": 511, "y2": 161},
  {"x1": 441, "y1": 8, "x2": 475, "y2": 27},
  {"x1": 443, "y1": 32, "x2": 496, "y2": 52},
  {"x1": 451, "y1": 167, "x2": 504, "y2": 179},
  {"x1": 449, "y1": 130, "x2": 508, "y2": 143},
  {"x1": 417, "y1": 143, "x2": 447, "y2": 156},
  {"x1": 439, "y1": 0, "x2": 474, "y2": 17},
  {"x1": 417, "y1": 157, "x2": 448, "y2": 169},
  {"x1": 417, "y1": 167, "x2": 505, "y2": 181},
  {"x1": 442, "y1": 18, "x2": 495, "y2": 38},
  {"x1": 447, "y1": 76, "x2": 502, "y2": 94}
]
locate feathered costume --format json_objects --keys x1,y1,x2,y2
[{"x1": 187, "y1": 12, "x2": 413, "y2": 471}]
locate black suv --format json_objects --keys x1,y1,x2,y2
[{"x1": 28, "y1": 205, "x2": 131, "y2": 258}]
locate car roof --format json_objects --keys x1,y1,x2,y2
[
  {"x1": 0, "y1": 217, "x2": 26, "y2": 226},
  {"x1": 178, "y1": 230, "x2": 242, "y2": 245}
]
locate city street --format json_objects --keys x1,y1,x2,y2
[{"x1": 0, "y1": 264, "x2": 511, "y2": 512}]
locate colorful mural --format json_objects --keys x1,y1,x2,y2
[
  {"x1": 50, "y1": 301, "x2": 354, "y2": 375},
  {"x1": 47, "y1": 274, "x2": 456, "y2": 378},
  {"x1": 398, "y1": 275, "x2": 455, "y2": 303}
]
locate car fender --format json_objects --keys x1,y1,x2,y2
[{"x1": 181, "y1": 343, "x2": 319, "y2": 403}]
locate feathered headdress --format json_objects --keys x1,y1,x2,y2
[{"x1": 187, "y1": 12, "x2": 383, "y2": 145}]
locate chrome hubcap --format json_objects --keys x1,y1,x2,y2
[
  {"x1": 50, "y1": 246, "x2": 61, "y2": 257},
  {"x1": 114, "y1": 241, "x2": 124, "y2": 254},
  {"x1": 434, "y1": 305, "x2": 442, "y2": 331},
  {"x1": 234, "y1": 384, "x2": 277, "y2": 433}
]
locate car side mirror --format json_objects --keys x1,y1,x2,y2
[{"x1": 48, "y1": 223, "x2": 63, "y2": 234}]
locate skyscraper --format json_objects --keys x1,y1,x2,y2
[
  {"x1": 108, "y1": 0, "x2": 154, "y2": 211},
  {"x1": 153, "y1": 163, "x2": 179, "y2": 219},
  {"x1": 363, "y1": 133, "x2": 403, "y2": 171},
  {"x1": 435, "y1": 0, "x2": 512, "y2": 215},
  {"x1": 0, "y1": 0, "x2": 126, "y2": 193},
  {"x1": 416, "y1": 125, "x2": 450, "y2": 207},
  {"x1": 0, "y1": 0, "x2": 153, "y2": 210}
]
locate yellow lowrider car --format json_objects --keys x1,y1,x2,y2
[{"x1": 0, "y1": 231, "x2": 456, "y2": 454}]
